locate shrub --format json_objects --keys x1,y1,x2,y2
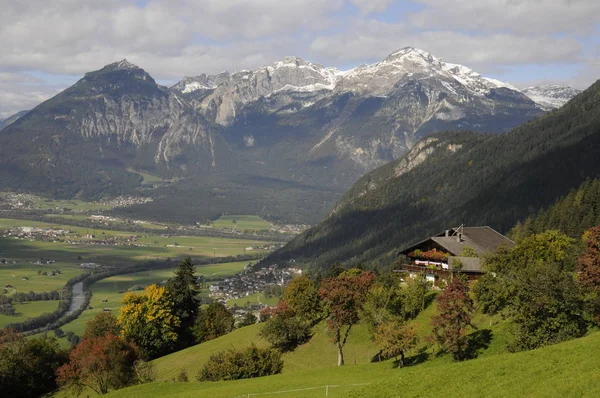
[{"x1": 196, "y1": 345, "x2": 283, "y2": 382}]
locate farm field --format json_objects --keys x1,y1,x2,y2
[
  {"x1": 110, "y1": 330, "x2": 600, "y2": 398},
  {"x1": 0, "y1": 300, "x2": 60, "y2": 329},
  {"x1": 0, "y1": 217, "x2": 271, "y2": 326},
  {"x1": 211, "y1": 215, "x2": 273, "y2": 231},
  {"x1": 227, "y1": 292, "x2": 280, "y2": 308}
]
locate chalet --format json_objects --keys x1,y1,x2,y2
[{"x1": 397, "y1": 226, "x2": 514, "y2": 285}]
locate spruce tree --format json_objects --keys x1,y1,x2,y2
[{"x1": 166, "y1": 257, "x2": 200, "y2": 346}]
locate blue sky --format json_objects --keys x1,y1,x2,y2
[{"x1": 0, "y1": 0, "x2": 598, "y2": 117}]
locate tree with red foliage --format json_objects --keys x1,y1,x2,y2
[
  {"x1": 319, "y1": 269, "x2": 376, "y2": 366},
  {"x1": 431, "y1": 274, "x2": 474, "y2": 361},
  {"x1": 578, "y1": 226, "x2": 600, "y2": 322},
  {"x1": 56, "y1": 334, "x2": 140, "y2": 395}
]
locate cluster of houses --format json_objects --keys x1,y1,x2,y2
[
  {"x1": 397, "y1": 225, "x2": 515, "y2": 286},
  {"x1": 0, "y1": 226, "x2": 72, "y2": 242},
  {"x1": 209, "y1": 264, "x2": 301, "y2": 303},
  {"x1": 95, "y1": 196, "x2": 153, "y2": 208}
]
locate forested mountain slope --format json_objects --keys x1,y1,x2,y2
[
  {"x1": 510, "y1": 178, "x2": 600, "y2": 241},
  {"x1": 266, "y1": 79, "x2": 600, "y2": 269}
]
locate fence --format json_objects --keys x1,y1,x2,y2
[{"x1": 233, "y1": 383, "x2": 371, "y2": 397}]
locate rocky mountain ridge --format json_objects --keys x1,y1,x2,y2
[{"x1": 0, "y1": 50, "x2": 582, "y2": 224}]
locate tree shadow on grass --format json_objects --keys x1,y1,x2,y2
[
  {"x1": 371, "y1": 347, "x2": 430, "y2": 368},
  {"x1": 465, "y1": 329, "x2": 493, "y2": 359}
]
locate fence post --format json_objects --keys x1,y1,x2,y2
[{"x1": 325, "y1": 385, "x2": 329, "y2": 396}]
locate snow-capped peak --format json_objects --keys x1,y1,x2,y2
[
  {"x1": 113, "y1": 59, "x2": 139, "y2": 70},
  {"x1": 522, "y1": 85, "x2": 581, "y2": 110}
]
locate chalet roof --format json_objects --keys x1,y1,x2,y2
[
  {"x1": 400, "y1": 226, "x2": 514, "y2": 257},
  {"x1": 449, "y1": 256, "x2": 482, "y2": 273}
]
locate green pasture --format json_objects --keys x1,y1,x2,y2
[
  {"x1": 211, "y1": 215, "x2": 273, "y2": 231},
  {"x1": 31, "y1": 197, "x2": 112, "y2": 212},
  {"x1": 152, "y1": 321, "x2": 377, "y2": 382},
  {"x1": 126, "y1": 168, "x2": 165, "y2": 185},
  {"x1": 227, "y1": 292, "x2": 280, "y2": 308},
  {"x1": 108, "y1": 331, "x2": 600, "y2": 398},
  {"x1": 0, "y1": 217, "x2": 270, "y2": 268},
  {"x1": 0, "y1": 300, "x2": 60, "y2": 329}
]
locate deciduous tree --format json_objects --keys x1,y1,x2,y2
[
  {"x1": 375, "y1": 320, "x2": 418, "y2": 366},
  {"x1": 319, "y1": 270, "x2": 376, "y2": 366},
  {"x1": 83, "y1": 312, "x2": 120, "y2": 339},
  {"x1": 192, "y1": 302, "x2": 234, "y2": 343},
  {"x1": 283, "y1": 276, "x2": 322, "y2": 325},
  {"x1": 0, "y1": 330, "x2": 67, "y2": 398},
  {"x1": 117, "y1": 284, "x2": 180, "y2": 358},
  {"x1": 56, "y1": 334, "x2": 139, "y2": 395},
  {"x1": 431, "y1": 274, "x2": 474, "y2": 361}
]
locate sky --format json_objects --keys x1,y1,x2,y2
[{"x1": 0, "y1": 0, "x2": 598, "y2": 118}]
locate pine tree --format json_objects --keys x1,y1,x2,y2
[{"x1": 166, "y1": 257, "x2": 200, "y2": 345}]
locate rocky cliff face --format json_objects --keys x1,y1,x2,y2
[{"x1": 54, "y1": 60, "x2": 219, "y2": 168}]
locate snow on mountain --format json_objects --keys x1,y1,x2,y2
[
  {"x1": 173, "y1": 47, "x2": 579, "y2": 125},
  {"x1": 522, "y1": 85, "x2": 582, "y2": 110}
]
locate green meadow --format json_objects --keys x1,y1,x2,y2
[
  {"x1": 107, "y1": 330, "x2": 600, "y2": 398},
  {"x1": 227, "y1": 292, "x2": 280, "y2": 308},
  {"x1": 0, "y1": 300, "x2": 61, "y2": 329},
  {"x1": 211, "y1": 215, "x2": 273, "y2": 231}
]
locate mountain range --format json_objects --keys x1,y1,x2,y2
[
  {"x1": 0, "y1": 48, "x2": 580, "y2": 224},
  {"x1": 266, "y1": 79, "x2": 600, "y2": 269}
]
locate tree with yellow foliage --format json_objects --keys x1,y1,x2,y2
[{"x1": 117, "y1": 284, "x2": 180, "y2": 358}]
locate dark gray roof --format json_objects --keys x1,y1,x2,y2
[
  {"x1": 431, "y1": 226, "x2": 514, "y2": 256},
  {"x1": 400, "y1": 226, "x2": 514, "y2": 257},
  {"x1": 449, "y1": 256, "x2": 482, "y2": 273}
]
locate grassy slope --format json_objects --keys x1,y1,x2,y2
[
  {"x1": 108, "y1": 332, "x2": 600, "y2": 398},
  {"x1": 227, "y1": 292, "x2": 280, "y2": 307},
  {"x1": 152, "y1": 320, "x2": 378, "y2": 381}
]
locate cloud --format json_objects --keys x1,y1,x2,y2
[
  {"x1": 411, "y1": 0, "x2": 600, "y2": 35},
  {"x1": 309, "y1": 19, "x2": 583, "y2": 68},
  {"x1": 349, "y1": 0, "x2": 395, "y2": 14},
  {"x1": 0, "y1": 0, "x2": 596, "y2": 116}
]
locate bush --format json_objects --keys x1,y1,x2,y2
[{"x1": 196, "y1": 345, "x2": 283, "y2": 382}]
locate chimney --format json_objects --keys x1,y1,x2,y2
[
  {"x1": 456, "y1": 233, "x2": 462, "y2": 243},
  {"x1": 445, "y1": 230, "x2": 449, "y2": 237}
]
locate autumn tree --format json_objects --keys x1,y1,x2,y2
[
  {"x1": 56, "y1": 334, "x2": 139, "y2": 395},
  {"x1": 83, "y1": 312, "x2": 120, "y2": 339},
  {"x1": 578, "y1": 226, "x2": 600, "y2": 322},
  {"x1": 118, "y1": 284, "x2": 180, "y2": 358},
  {"x1": 166, "y1": 257, "x2": 200, "y2": 345},
  {"x1": 375, "y1": 320, "x2": 418, "y2": 366},
  {"x1": 283, "y1": 276, "x2": 322, "y2": 325},
  {"x1": 192, "y1": 302, "x2": 234, "y2": 343},
  {"x1": 319, "y1": 269, "x2": 376, "y2": 366},
  {"x1": 0, "y1": 330, "x2": 67, "y2": 398},
  {"x1": 259, "y1": 301, "x2": 311, "y2": 351},
  {"x1": 431, "y1": 274, "x2": 474, "y2": 361}
]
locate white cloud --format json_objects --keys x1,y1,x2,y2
[
  {"x1": 0, "y1": 0, "x2": 596, "y2": 116},
  {"x1": 411, "y1": 0, "x2": 600, "y2": 35},
  {"x1": 309, "y1": 19, "x2": 582, "y2": 68},
  {"x1": 350, "y1": 0, "x2": 395, "y2": 14}
]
